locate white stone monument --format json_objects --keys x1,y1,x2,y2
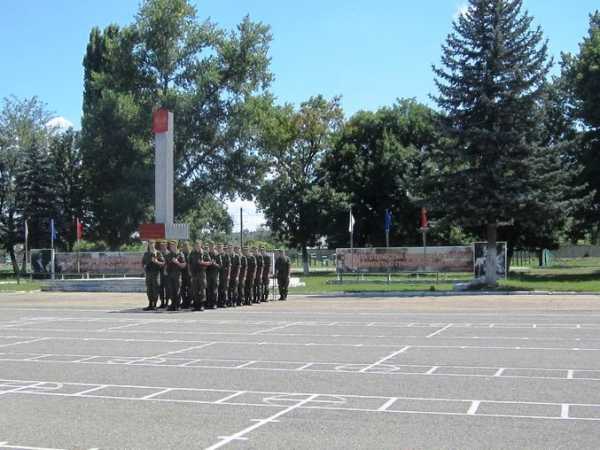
[{"x1": 139, "y1": 108, "x2": 189, "y2": 241}]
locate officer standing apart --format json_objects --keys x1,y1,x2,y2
[
  {"x1": 206, "y1": 242, "x2": 221, "y2": 309},
  {"x1": 165, "y1": 241, "x2": 187, "y2": 311},
  {"x1": 275, "y1": 249, "x2": 291, "y2": 301},
  {"x1": 244, "y1": 247, "x2": 256, "y2": 305},
  {"x1": 238, "y1": 247, "x2": 247, "y2": 306},
  {"x1": 142, "y1": 241, "x2": 165, "y2": 311},
  {"x1": 260, "y1": 246, "x2": 271, "y2": 302},
  {"x1": 157, "y1": 241, "x2": 169, "y2": 308},
  {"x1": 253, "y1": 246, "x2": 263, "y2": 303}
]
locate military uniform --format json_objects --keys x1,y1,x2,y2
[
  {"x1": 229, "y1": 249, "x2": 241, "y2": 306},
  {"x1": 238, "y1": 251, "x2": 247, "y2": 305},
  {"x1": 218, "y1": 248, "x2": 231, "y2": 307},
  {"x1": 158, "y1": 243, "x2": 168, "y2": 308},
  {"x1": 207, "y1": 248, "x2": 221, "y2": 309},
  {"x1": 189, "y1": 247, "x2": 211, "y2": 311},
  {"x1": 261, "y1": 252, "x2": 271, "y2": 302},
  {"x1": 253, "y1": 251, "x2": 263, "y2": 303},
  {"x1": 142, "y1": 247, "x2": 164, "y2": 310},
  {"x1": 245, "y1": 251, "x2": 256, "y2": 305},
  {"x1": 275, "y1": 254, "x2": 291, "y2": 300},
  {"x1": 165, "y1": 246, "x2": 186, "y2": 311},
  {"x1": 180, "y1": 246, "x2": 191, "y2": 308}
]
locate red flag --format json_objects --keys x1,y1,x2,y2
[
  {"x1": 76, "y1": 218, "x2": 83, "y2": 241},
  {"x1": 420, "y1": 208, "x2": 429, "y2": 229}
]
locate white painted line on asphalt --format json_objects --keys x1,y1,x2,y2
[
  {"x1": 0, "y1": 442, "x2": 67, "y2": 450},
  {"x1": 99, "y1": 322, "x2": 146, "y2": 332},
  {"x1": 141, "y1": 388, "x2": 173, "y2": 400},
  {"x1": 0, "y1": 381, "x2": 45, "y2": 396},
  {"x1": 561, "y1": 404, "x2": 570, "y2": 419},
  {"x1": 296, "y1": 363, "x2": 314, "y2": 371},
  {"x1": 251, "y1": 322, "x2": 299, "y2": 335},
  {"x1": 74, "y1": 386, "x2": 108, "y2": 396},
  {"x1": 214, "y1": 391, "x2": 247, "y2": 404},
  {"x1": 467, "y1": 400, "x2": 480, "y2": 415},
  {"x1": 0, "y1": 337, "x2": 48, "y2": 348},
  {"x1": 377, "y1": 397, "x2": 398, "y2": 411},
  {"x1": 150, "y1": 342, "x2": 216, "y2": 359},
  {"x1": 204, "y1": 394, "x2": 320, "y2": 450},
  {"x1": 494, "y1": 368, "x2": 505, "y2": 377},
  {"x1": 234, "y1": 361, "x2": 257, "y2": 369},
  {"x1": 72, "y1": 356, "x2": 98, "y2": 363},
  {"x1": 567, "y1": 370, "x2": 574, "y2": 379},
  {"x1": 359, "y1": 346, "x2": 411, "y2": 373},
  {"x1": 426, "y1": 366, "x2": 439, "y2": 375},
  {"x1": 426, "y1": 324, "x2": 454, "y2": 338}
]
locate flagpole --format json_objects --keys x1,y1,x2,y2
[
  {"x1": 349, "y1": 207, "x2": 354, "y2": 277},
  {"x1": 50, "y1": 219, "x2": 55, "y2": 280}
]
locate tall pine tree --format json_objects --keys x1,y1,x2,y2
[
  {"x1": 432, "y1": 0, "x2": 576, "y2": 284},
  {"x1": 16, "y1": 136, "x2": 58, "y2": 249}
]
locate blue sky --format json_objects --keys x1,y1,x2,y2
[{"x1": 1, "y1": 0, "x2": 597, "y2": 228}]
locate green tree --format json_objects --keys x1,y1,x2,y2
[
  {"x1": 81, "y1": 1, "x2": 273, "y2": 247},
  {"x1": 322, "y1": 99, "x2": 440, "y2": 248},
  {"x1": 432, "y1": 0, "x2": 577, "y2": 285},
  {"x1": 81, "y1": 25, "x2": 153, "y2": 249},
  {"x1": 16, "y1": 137, "x2": 58, "y2": 250},
  {"x1": 182, "y1": 196, "x2": 233, "y2": 241},
  {"x1": 256, "y1": 96, "x2": 345, "y2": 274},
  {"x1": 49, "y1": 129, "x2": 87, "y2": 250},
  {"x1": 561, "y1": 11, "x2": 600, "y2": 243},
  {"x1": 0, "y1": 96, "x2": 52, "y2": 274}
]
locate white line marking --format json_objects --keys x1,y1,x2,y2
[
  {"x1": 204, "y1": 394, "x2": 320, "y2": 450},
  {"x1": 467, "y1": 400, "x2": 481, "y2": 415},
  {"x1": 0, "y1": 337, "x2": 48, "y2": 348},
  {"x1": 567, "y1": 370, "x2": 574, "y2": 379},
  {"x1": 72, "y1": 356, "x2": 98, "y2": 363},
  {"x1": 427, "y1": 323, "x2": 454, "y2": 338},
  {"x1": 74, "y1": 385, "x2": 108, "y2": 396},
  {"x1": 234, "y1": 361, "x2": 257, "y2": 369},
  {"x1": 378, "y1": 397, "x2": 398, "y2": 411},
  {"x1": 561, "y1": 404, "x2": 570, "y2": 419},
  {"x1": 426, "y1": 366, "x2": 439, "y2": 375},
  {"x1": 151, "y1": 342, "x2": 216, "y2": 359},
  {"x1": 494, "y1": 368, "x2": 505, "y2": 377},
  {"x1": 141, "y1": 388, "x2": 173, "y2": 400},
  {"x1": 296, "y1": 363, "x2": 313, "y2": 371},
  {"x1": 251, "y1": 323, "x2": 298, "y2": 335},
  {"x1": 0, "y1": 381, "x2": 45, "y2": 396},
  {"x1": 359, "y1": 346, "x2": 411, "y2": 373},
  {"x1": 99, "y1": 322, "x2": 146, "y2": 332},
  {"x1": 0, "y1": 443, "x2": 67, "y2": 450},
  {"x1": 214, "y1": 391, "x2": 247, "y2": 404}
]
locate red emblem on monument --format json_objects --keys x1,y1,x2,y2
[{"x1": 152, "y1": 109, "x2": 169, "y2": 134}]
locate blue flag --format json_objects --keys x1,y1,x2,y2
[
  {"x1": 50, "y1": 219, "x2": 57, "y2": 241},
  {"x1": 384, "y1": 210, "x2": 393, "y2": 232}
]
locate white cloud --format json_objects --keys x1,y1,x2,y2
[
  {"x1": 226, "y1": 198, "x2": 266, "y2": 232},
  {"x1": 46, "y1": 116, "x2": 74, "y2": 131},
  {"x1": 454, "y1": 2, "x2": 470, "y2": 19}
]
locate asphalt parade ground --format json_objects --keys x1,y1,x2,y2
[{"x1": 1, "y1": 292, "x2": 600, "y2": 449}]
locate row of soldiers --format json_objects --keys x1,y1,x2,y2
[{"x1": 142, "y1": 240, "x2": 291, "y2": 311}]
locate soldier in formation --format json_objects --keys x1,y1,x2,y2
[
  {"x1": 275, "y1": 249, "x2": 291, "y2": 301},
  {"x1": 142, "y1": 241, "x2": 165, "y2": 311},
  {"x1": 141, "y1": 241, "x2": 289, "y2": 311}
]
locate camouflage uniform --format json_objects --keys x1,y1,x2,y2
[
  {"x1": 228, "y1": 247, "x2": 241, "y2": 306},
  {"x1": 142, "y1": 244, "x2": 164, "y2": 310},
  {"x1": 238, "y1": 250, "x2": 247, "y2": 306},
  {"x1": 189, "y1": 244, "x2": 211, "y2": 311},
  {"x1": 207, "y1": 246, "x2": 221, "y2": 309},
  {"x1": 253, "y1": 249, "x2": 263, "y2": 303},
  {"x1": 165, "y1": 244, "x2": 186, "y2": 311},
  {"x1": 218, "y1": 246, "x2": 231, "y2": 307},
  {"x1": 261, "y1": 250, "x2": 271, "y2": 302},
  {"x1": 244, "y1": 250, "x2": 256, "y2": 305},
  {"x1": 275, "y1": 252, "x2": 291, "y2": 301}
]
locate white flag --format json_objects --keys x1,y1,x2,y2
[{"x1": 348, "y1": 210, "x2": 355, "y2": 233}]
